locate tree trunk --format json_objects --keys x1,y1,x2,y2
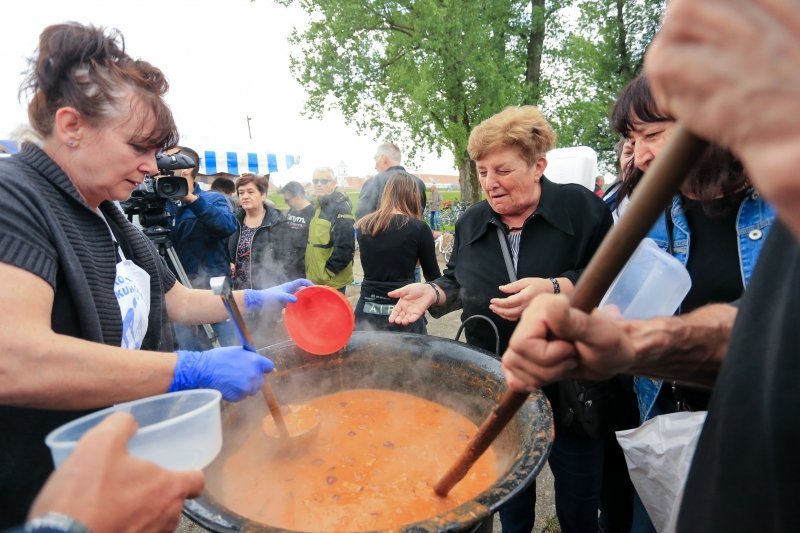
[
  {"x1": 458, "y1": 154, "x2": 480, "y2": 204},
  {"x1": 615, "y1": 0, "x2": 631, "y2": 78},
  {"x1": 524, "y1": 0, "x2": 546, "y2": 104}
]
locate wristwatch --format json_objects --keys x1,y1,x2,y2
[{"x1": 25, "y1": 512, "x2": 91, "y2": 533}]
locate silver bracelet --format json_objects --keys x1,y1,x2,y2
[
  {"x1": 426, "y1": 282, "x2": 442, "y2": 306},
  {"x1": 25, "y1": 512, "x2": 91, "y2": 533},
  {"x1": 549, "y1": 277, "x2": 561, "y2": 294}
]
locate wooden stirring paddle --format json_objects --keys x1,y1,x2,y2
[
  {"x1": 434, "y1": 126, "x2": 708, "y2": 497},
  {"x1": 210, "y1": 276, "x2": 291, "y2": 439}
]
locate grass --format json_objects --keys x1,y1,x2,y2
[{"x1": 542, "y1": 515, "x2": 561, "y2": 532}]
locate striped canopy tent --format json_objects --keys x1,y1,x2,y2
[
  {"x1": 198, "y1": 149, "x2": 299, "y2": 176},
  {"x1": 0, "y1": 139, "x2": 20, "y2": 155}
]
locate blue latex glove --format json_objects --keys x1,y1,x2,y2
[
  {"x1": 169, "y1": 347, "x2": 275, "y2": 402},
  {"x1": 243, "y1": 278, "x2": 314, "y2": 313}
]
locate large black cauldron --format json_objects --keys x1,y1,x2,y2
[{"x1": 184, "y1": 331, "x2": 553, "y2": 532}]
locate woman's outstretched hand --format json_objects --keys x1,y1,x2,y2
[{"x1": 388, "y1": 283, "x2": 437, "y2": 325}]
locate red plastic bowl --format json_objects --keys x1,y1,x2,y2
[{"x1": 284, "y1": 285, "x2": 354, "y2": 355}]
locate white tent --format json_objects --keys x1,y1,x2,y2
[
  {"x1": 198, "y1": 149, "x2": 299, "y2": 175},
  {"x1": 544, "y1": 146, "x2": 599, "y2": 191}
]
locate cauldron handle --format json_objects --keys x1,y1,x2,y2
[
  {"x1": 434, "y1": 126, "x2": 707, "y2": 497},
  {"x1": 455, "y1": 315, "x2": 500, "y2": 357}
]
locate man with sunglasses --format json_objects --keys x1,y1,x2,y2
[{"x1": 305, "y1": 167, "x2": 355, "y2": 294}]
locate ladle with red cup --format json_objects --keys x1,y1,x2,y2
[
  {"x1": 283, "y1": 284, "x2": 355, "y2": 355},
  {"x1": 210, "y1": 277, "x2": 354, "y2": 447}
]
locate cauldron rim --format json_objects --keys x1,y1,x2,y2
[{"x1": 184, "y1": 331, "x2": 554, "y2": 532}]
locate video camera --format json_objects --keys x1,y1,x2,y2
[{"x1": 120, "y1": 152, "x2": 194, "y2": 229}]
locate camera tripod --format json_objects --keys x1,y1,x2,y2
[{"x1": 143, "y1": 226, "x2": 220, "y2": 349}]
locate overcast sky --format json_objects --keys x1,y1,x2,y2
[{"x1": 0, "y1": 0, "x2": 457, "y2": 183}]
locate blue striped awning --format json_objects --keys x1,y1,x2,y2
[
  {"x1": 0, "y1": 139, "x2": 19, "y2": 154},
  {"x1": 199, "y1": 150, "x2": 298, "y2": 175}
]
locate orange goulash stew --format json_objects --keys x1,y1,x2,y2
[
  {"x1": 263, "y1": 403, "x2": 321, "y2": 438},
  {"x1": 205, "y1": 389, "x2": 500, "y2": 531}
]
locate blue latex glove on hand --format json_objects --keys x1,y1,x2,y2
[
  {"x1": 243, "y1": 278, "x2": 314, "y2": 313},
  {"x1": 169, "y1": 347, "x2": 275, "y2": 401}
]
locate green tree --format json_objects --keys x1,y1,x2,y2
[
  {"x1": 276, "y1": 0, "x2": 567, "y2": 203},
  {"x1": 278, "y1": 0, "x2": 664, "y2": 193},
  {"x1": 544, "y1": 0, "x2": 665, "y2": 172}
]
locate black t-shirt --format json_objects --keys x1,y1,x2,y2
[
  {"x1": 284, "y1": 203, "x2": 316, "y2": 278},
  {"x1": 677, "y1": 222, "x2": 800, "y2": 532},
  {"x1": 357, "y1": 215, "x2": 441, "y2": 297},
  {"x1": 670, "y1": 198, "x2": 745, "y2": 410},
  {"x1": 681, "y1": 198, "x2": 744, "y2": 313},
  {"x1": 286, "y1": 204, "x2": 316, "y2": 248}
]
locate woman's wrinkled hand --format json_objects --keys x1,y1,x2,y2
[
  {"x1": 387, "y1": 283, "x2": 436, "y2": 325},
  {"x1": 489, "y1": 277, "x2": 555, "y2": 322}
]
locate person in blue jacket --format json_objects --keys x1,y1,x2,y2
[
  {"x1": 165, "y1": 146, "x2": 237, "y2": 288},
  {"x1": 165, "y1": 146, "x2": 238, "y2": 348},
  {"x1": 609, "y1": 75, "x2": 776, "y2": 423},
  {"x1": 606, "y1": 74, "x2": 777, "y2": 532}
]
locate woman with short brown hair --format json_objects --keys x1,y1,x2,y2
[
  {"x1": 389, "y1": 105, "x2": 613, "y2": 533},
  {"x1": 229, "y1": 174, "x2": 290, "y2": 290}
]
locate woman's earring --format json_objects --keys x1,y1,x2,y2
[{"x1": 67, "y1": 141, "x2": 77, "y2": 148}]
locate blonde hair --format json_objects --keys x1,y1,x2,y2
[
  {"x1": 467, "y1": 106, "x2": 556, "y2": 166},
  {"x1": 357, "y1": 172, "x2": 421, "y2": 236}
]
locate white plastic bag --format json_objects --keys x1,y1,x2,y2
[{"x1": 615, "y1": 411, "x2": 707, "y2": 532}]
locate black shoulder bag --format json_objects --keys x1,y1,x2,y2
[{"x1": 496, "y1": 227, "x2": 625, "y2": 440}]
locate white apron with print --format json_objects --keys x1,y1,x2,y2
[{"x1": 115, "y1": 258, "x2": 150, "y2": 350}]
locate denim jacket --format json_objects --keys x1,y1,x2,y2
[{"x1": 635, "y1": 189, "x2": 776, "y2": 421}]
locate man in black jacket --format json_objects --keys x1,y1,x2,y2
[{"x1": 355, "y1": 143, "x2": 426, "y2": 220}]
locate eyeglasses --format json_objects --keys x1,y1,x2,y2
[{"x1": 312, "y1": 179, "x2": 333, "y2": 185}]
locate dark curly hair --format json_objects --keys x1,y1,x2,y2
[{"x1": 21, "y1": 22, "x2": 178, "y2": 150}]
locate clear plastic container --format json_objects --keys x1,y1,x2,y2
[
  {"x1": 45, "y1": 389, "x2": 222, "y2": 471},
  {"x1": 599, "y1": 238, "x2": 692, "y2": 320}
]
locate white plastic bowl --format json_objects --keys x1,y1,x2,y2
[
  {"x1": 599, "y1": 238, "x2": 692, "y2": 320},
  {"x1": 45, "y1": 389, "x2": 222, "y2": 471}
]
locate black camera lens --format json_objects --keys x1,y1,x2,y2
[{"x1": 155, "y1": 176, "x2": 189, "y2": 199}]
